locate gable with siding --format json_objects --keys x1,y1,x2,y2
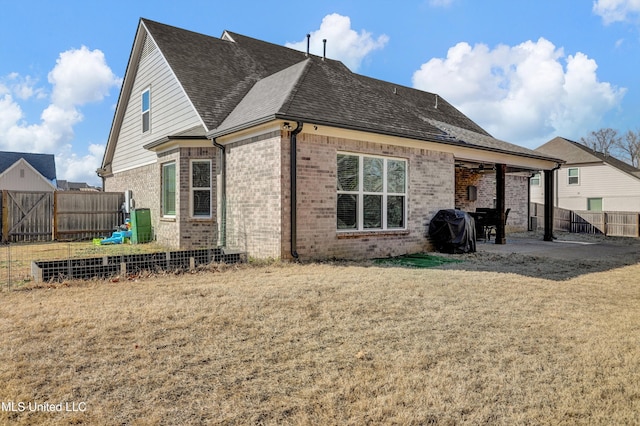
[
  {"x1": 108, "y1": 28, "x2": 205, "y2": 174},
  {"x1": 0, "y1": 158, "x2": 57, "y2": 191},
  {"x1": 533, "y1": 136, "x2": 640, "y2": 211}
]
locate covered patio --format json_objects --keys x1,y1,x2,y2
[{"x1": 453, "y1": 157, "x2": 561, "y2": 244}]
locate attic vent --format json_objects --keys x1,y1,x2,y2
[{"x1": 141, "y1": 34, "x2": 157, "y2": 61}]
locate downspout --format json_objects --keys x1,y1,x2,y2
[
  {"x1": 290, "y1": 122, "x2": 303, "y2": 260},
  {"x1": 212, "y1": 138, "x2": 226, "y2": 247},
  {"x1": 527, "y1": 173, "x2": 533, "y2": 231}
]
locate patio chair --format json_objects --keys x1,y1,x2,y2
[{"x1": 486, "y1": 208, "x2": 510, "y2": 241}]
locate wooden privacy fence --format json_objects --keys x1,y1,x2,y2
[
  {"x1": 1, "y1": 190, "x2": 124, "y2": 242},
  {"x1": 0, "y1": 191, "x2": 53, "y2": 242},
  {"x1": 530, "y1": 202, "x2": 640, "y2": 237}
]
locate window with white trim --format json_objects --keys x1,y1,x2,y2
[
  {"x1": 191, "y1": 159, "x2": 212, "y2": 218},
  {"x1": 142, "y1": 88, "x2": 151, "y2": 133},
  {"x1": 588, "y1": 197, "x2": 602, "y2": 212},
  {"x1": 162, "y1": 162, "x2": 176, "y2": 217},
  {"x1": 568, "y1": 167, "x2": 579, "y2": 185},
  {"x1": 530, "y1": 172, "x2": 541, "y2": 186},
  {"x1": 337, "y1": 153, "x2": 407, "y2": 231}
]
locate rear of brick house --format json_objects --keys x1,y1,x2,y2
[{"x1": 99, "y1": 18, "x2": 561, "y2": 260}]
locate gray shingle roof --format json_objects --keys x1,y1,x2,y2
[
  {"x1": 141, "y1": 18, "x2": 557, "y2": 163},
  {"x1": 142, "y1": 20, "x2": 310, "y2": 130},
  {"x1": 0, "y1": 151, "x2": 57, "y2": 181}
]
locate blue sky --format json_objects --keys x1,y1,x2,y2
[{"x1": 2, "y1": 0, "x2": 640, "y2": 186}]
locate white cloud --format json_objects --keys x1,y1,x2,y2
[
  {"x1": 412, "y1": 38, "x2": 626, "y2": 147},
  {"x1": 428, "y1": 0, "x2": 455, "y2": 7},
  {"x1": 286, "y1": 13, "x2": 389, "y2": 71},
  {"x1": 593, "y1": 0, "x2": 640, "y2": 24},
  {"x1": 0, "y1": 73, "x2": 45, "y2": 100},
  {"x1": 55, "y1": 143, "x2": 105, "y2": 186},
  {"x1": 0, "y1": 46, "x2": 120, "y2": 185},
  {"x1": 48, "y1": 46, "x2": 120, "y2": 108}
]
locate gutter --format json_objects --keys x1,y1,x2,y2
[
  {"x1": 290, "y1": 122, "x2": 303, "y2": 260},
  {"x1": 211, "y1": 114, "x2": 562, "y2": 166},
  {"x1": 212, "y1": 138, "x2": 227, "y2": 247}
]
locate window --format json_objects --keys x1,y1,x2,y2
[
  {"x1": 162, "y1": 162, "x2": 176, "y2": 217},
  {"x1": 191, "y1": 160, "x2": 212, "y2": 218},
  {"x1": 588, "y1": 198, "x2": 603, "y2": 212},
  {"x1": 337, "y1": 153, "x2": 406, "y2": 231},
  {"x1": 142, "y1": 88, "x2": 150, "y2": 133},
  {"x1": 530, "y1": 172, "x2": 541, "y2": 186},
  {"x1": 568, "y1": 167, "x2": 579, "y2": 185}
]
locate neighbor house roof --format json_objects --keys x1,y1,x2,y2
[
  {"x1": 536, "y1": 136, "x2": 640, "y2": 180},
  {"x1": 0, "y1": 151, "x2": 57, "y2": 181},
  {"x1": 102, "y1": 18, "x2": 561, "y2": 172}
]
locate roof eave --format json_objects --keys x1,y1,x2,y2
[
  {"x1": 143, "y1": 135, "x2": 209, "y2": 152},
  {"x1": 208, "y1": 113, "x2": 563, "y2": 167},
  {"x1": 207, "y1": 115, "x2": 279, "y2": 139}
]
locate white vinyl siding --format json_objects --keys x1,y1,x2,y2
[
  {"x1": 0, "y1": 159, "x2": 56, "y2": 191},
  {"x1": 557, "y1": 164, "x2": 640, "y2": 211},
  {"x1": 111, "y1": 35, "x2": 203, "y2": 173}
]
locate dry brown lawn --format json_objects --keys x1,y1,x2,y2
[
  {"x1": 0, "y1": 240, "x2": 170, "y2": 287},
  {"x1": 1, "y1": 256, "x2": 640, "y2": 425}
]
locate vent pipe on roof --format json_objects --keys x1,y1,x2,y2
[
  {"x1": 306, "y1": 34, "x2": 310, "y2": 56},
  {"x1": 323, "y1": 39, "x2": 327, "y2": 60},
  {"x1": 435, "y1": 94, "x2": 438, "y2": 109}
]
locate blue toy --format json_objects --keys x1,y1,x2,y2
[{"x1": 100, "y1": 219, "x2": 133, "y2": 244}]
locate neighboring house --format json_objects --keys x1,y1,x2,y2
[
  {"x1": 531, "y1": 136, "x2": 640, "y2": 212},
  {"x1": 57, "y1": 180, "x2": 101, "y2": 192},
  {"x1": 0, "y1": 151, "x2": 57, "y2": 191},
  {"x1": 99, "y1": 18, "x2": 560, "y2": 259}
]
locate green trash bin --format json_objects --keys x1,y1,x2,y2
[{"x1": 131, "y1": 208, "x2": 152, "y2": 244}]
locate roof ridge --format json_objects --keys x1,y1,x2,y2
[{"x1": 278, "y1": 58, "x2": 314, "y2": 116}]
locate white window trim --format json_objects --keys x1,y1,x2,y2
[
  {"x1": 142, "y1": 87, "x2": 151, "y2": 134},
  {"x1": 530, "y1": 172, "x2": 541, "y2": 186},
  {"x1": 587, "y1": 197, "x2": 603, "y2": 212},
  {"x1": 337, "y1": 152, "x2": 407, "y2": 232},
  {"x1": 162, "y1": 162, "x2": 176, "y2": 218},
  {"x1": 568, "y1": 167, "x2": 579, "y2": 185},
  {"x1": 190, "y1": 159, "x2": 212, "y2": 219}
]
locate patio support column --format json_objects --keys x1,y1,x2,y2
[
  {"x1": 495, "y1": 163, "x2": 506, "y2": 244},
  {"x1": 543, "y1": 168, "x2": 555, "y2": 241}
]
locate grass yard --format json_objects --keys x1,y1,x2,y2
[{"x1": 1, "y1": 258, "x2": 639, "y2": 425}]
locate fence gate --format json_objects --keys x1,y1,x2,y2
[{"x1": 1, "y1": 190, "x2": 54, "y2": 242}]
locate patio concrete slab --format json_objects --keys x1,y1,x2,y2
[{"x1": 476, "y1": 236, "x2": 640, "y2": 261}]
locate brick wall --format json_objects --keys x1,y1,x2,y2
[
  {"x1": 293, "y1": 133, "x2": 454, "y2": 260},
  {"x1": 476, "y1": 173, "x2": 529, "y2": 230},
  {"x1": 455, "y1": 168, "x2": 483, "y2": 211},
  {"x1": 104, "y1": 146, "x2": 219, "y2": 250},
  {"x1": 178, "y1": 147, "x2": 218, "y2": 249},
  {"x1": 225, "y1": 131, "x2": 283, "y2": 258},
  {"x1": 154, "y1": 150, "x2": 181, "y2": 247},
  {"x1": 103, "y1": 161, "x2": 171, "y2": 243}
]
